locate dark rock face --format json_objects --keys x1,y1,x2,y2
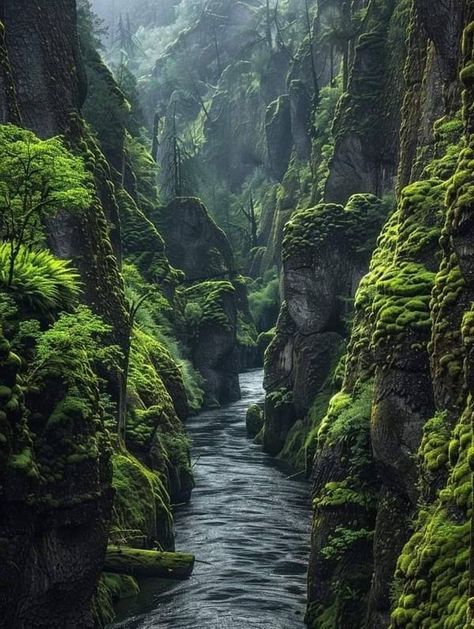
[
  {"x1": 156, "y1": 197, "x2": 235, "y2": 281},
  {"x1": 265, "y1": 94, "x2": 292, "y2": 181},
  {"x1": 2, "y1": 0, "x2": 85, "y2": 137},
  {"x1": 0, "y1": 3, "x2": 127, "y2": 626},
  {"x1": 325, "y1": 0, "x2": 408, "y2": 205},
  {"x1": 263, "y1": 195, "x2": 387, "y2": 459}
]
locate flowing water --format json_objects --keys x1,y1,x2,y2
[{"x1": 113, "y1": 369, "x2": 311, "y2": 629}]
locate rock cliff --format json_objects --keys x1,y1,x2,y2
[{"x1": 260, "y1": 1, "x2": 474, "y2": 627}]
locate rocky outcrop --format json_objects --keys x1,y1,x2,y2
[
  {"x1": 263, "y1": 194, "x2": 387, "y2": 465},
  {"x1": 258, "y1": 1, "x2": 472, "y2": 627},
  {"x1": 300, "y1": 2, "x2": 473, "y2": 627},
  {"x1": 154, "y1": 197, "x2": 257, "y2": 407},
  {"x1": 0, "y1": 4, "x2": 128, "y2": 627},
  {"x1": 182, "y1": 280, "x2": 242, "y2": 407},
  {"x1": 325, "y1": 0, "x2": 410, "y2": 205},
  {"x1": 156, "y1": 197, "x2": 235, "y2": 281}
]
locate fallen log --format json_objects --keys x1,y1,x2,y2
[{"x1": 105, "y1": 546, "x2": 195, "y2": 580}]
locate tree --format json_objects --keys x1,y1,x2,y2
[
  {"x1": 265, "y1": 0, "x2": 273, "y2": 50},
  {"x1": 0, "y1": 125, "x2": 93, "y2": 287},
  {"x1": 304, "y1": 0, "x2": 320, "y2": 105},
  {"x1": 239, "y1": 191, "x2": 259, "y2": 249},
  {"x1": 158, "y1": 101, "x2": 196, "y2": 200}
]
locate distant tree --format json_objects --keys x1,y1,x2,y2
[
  {"x1": 77, "y1": 0, "x2": 106, "y2": 49},
  {"x1": 304, "y1": 0, "x2": 320, "y2": 104},
  {"x1": 239, "y1": 191, "x2": 259, "y2": 249},
  {"x1": 265, "y1": 0, "x2": 274, "y2": 50},
  {"x1": 0, "y1": 125, "x2": 93, "y2": 287},
  {"x1": 158, "y1": 101, "x2": 196, "y2": 199},
  {"x1": 321, "y1": 1, "x2": 364, "y2": 90},
  {"x1": 115, "y1": 63, "x2": 146, "y2": 136}
]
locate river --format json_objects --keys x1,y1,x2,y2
[{"x1": 112, "y1": 369, "x2": 311, "y2": 629}]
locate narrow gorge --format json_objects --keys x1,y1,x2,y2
[{"x1": 0, "y1": 1, "x2": 473, "y2": 628}]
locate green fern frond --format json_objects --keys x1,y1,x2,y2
[{"x1": 0, "y1": 243, "x2": 81, "y2": 312}]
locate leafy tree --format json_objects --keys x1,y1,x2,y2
[{"x1": 0, "y1": 125, "x2": 93, "y2": 287}]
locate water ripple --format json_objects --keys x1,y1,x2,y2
[{"x1": 112, "y1": 370, "x2": 311, "y2": 629}]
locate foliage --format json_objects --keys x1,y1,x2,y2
[
  {"x1": 0, "y1": 124, "x2": 92, "y2": 285},
  {"x1": 122, "y1": 262, "x2": 204, "y2": 412},
  {"x1": 248, "y1": 269, "x2": 280, "y2": 333},
  {"x1": 24, "y1": 305, "x2": 123, "y2": 389},
  {"x1": 312, "y1": 83, "x2": 343, "y2": 201},
  {"x1": 182, "y1": 280, "x2": 236, "y2": 334},
  {"x1": 0, "y1": 243, "x2": 81, "y2": 314},
  {"x1": 110, "y1": 451, "x2": 172, "y2": 548},
  {"x1": 77, "y1": 0, "x2": 106, "y2": 50},
  {"x1": 321, "y1": 526, "x2": 373, "y2": 561}
]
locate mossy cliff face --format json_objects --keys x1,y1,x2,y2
[
  {"x1": 0, "y1": 316, "x2": 114, "y2": 629},
  {"x1": 0, "y1": 3, "x2": 196, "y2": 627},
  {"x1": 296, "y1": 3, "x2": 474, "y2": 627},
  {"x1": 0, "y1": 4, "x2": 124, "y2": 627},
  {"x1": 387, "y1": 17, "x2": 474, "y2": 629},
  {"x1": 306, "y1": 122, "x2": 467, "y2": 629},
  {"x1": 180, "y1": 278, "x2": 243, "y2": 408},
  {"x1": 155, "y1": 197, "x2": 258, "y2": 406},
  {"x1": 262, "y1": 194, "x2": 387, "y2": 467},
  {"x1": 325, "y1": 0, "x2": 410, "y2": 205},
  {"x1": 257, "y1": 0, "x2": 473, "y2": 626}
]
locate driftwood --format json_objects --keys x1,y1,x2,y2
[{"x1": 105, "y1": 546, "x2": 195, "y2": 580}]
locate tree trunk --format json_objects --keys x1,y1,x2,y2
[{"x1": 105, "y1": 546, "x2": 195, "y2": 579}]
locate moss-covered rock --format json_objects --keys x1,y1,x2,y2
[
  {"x1": 263, "y1": 193, "x2": 387, "y2": 464},
  {"x1": 246, "y1": 404, "x2": 264, "y2": 438}
]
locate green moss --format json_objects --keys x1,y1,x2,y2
[
  {"x1": 390, "y1": 397, "x2": 472, "y2": 628},
  {"x1": 182, "y1": 280, "x2": 236, "y2": 334},
  {"x1": 246, "y1": 404, "x2": 263, "y2": 438},
  {"x1": 257, "y1": 327, "x2": 276, "y2": 359},
  {"x1": 321, "y1": 526, "x2": 374, "y2": 561},
  {"x1": 110, "y1": 452, "x2": 172, "y2": 549},
  {"x1": 307, "y1": 380, "x2": 378, "y2": 625},
  {"x1": 93, "y1": 572, "x2": 139, "y2": 627},
  {"x1": 282, "y1": 194, "x2": 387, "y2": 262},
  {"x1": 277, "y1": 419, "x2": 307, "y2": 471},
  {"x1": 236, "y1": 311, "x2": 258, "y2": 349},
  {"x1": 127, "y1": 327, "x2": 183, "y2": 450},
  {"x1": 266, "y1": 387, "x2": 293, "y2": 409}
]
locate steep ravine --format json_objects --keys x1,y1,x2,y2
[{"x1": 1, "y1": 1, "x2": 474, "y2": 628}]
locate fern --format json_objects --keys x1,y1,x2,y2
[{"x1": 0, "y1": 243, "x2": 81, "y2": 312}]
